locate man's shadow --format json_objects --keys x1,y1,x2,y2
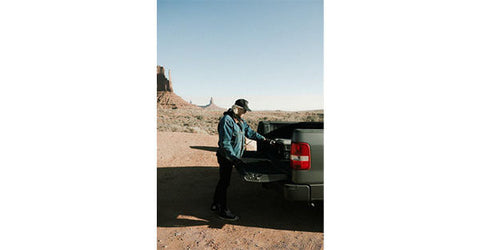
[
  {"x1": 189, "y1": 146, "x2": 218, "y2": 152},
  {"x1": 157, "y1": 166, "x2": 323, "y2": 232}
]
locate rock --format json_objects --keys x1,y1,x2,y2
[
  {"x1": 157, "y1": 91, "x2": 200, "y2": 109},
  {"x1": 157, "y1": 66, "x2": 173, "y2": 92},
  {"x1": 198, "y1": 97, "x2": 224, "y2": 110},
  {"x1": 157, "y1": 65, "x2": 200, "y2": 110}
]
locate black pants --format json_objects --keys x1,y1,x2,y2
[{"x1": 213, "y1": 156, "x2": 234, "y2": 209}]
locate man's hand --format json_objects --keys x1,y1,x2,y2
[
  {"x1": 265, "y1": 138, "x2": 276, "y2": 146},
  {"x1": 233, "y1": 158, "x2": 247, "y2": 169}
]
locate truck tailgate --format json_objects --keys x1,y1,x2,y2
[{"x1": 236, "y1": 151, "x2": 290, "y2": 183}]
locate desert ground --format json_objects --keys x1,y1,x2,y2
[
  {"x1": 157, "y1": 109, "x2": 323, "y2": 249},
  {"x1": 157, "y1": 108, "x2": 323, "y2": 135}
]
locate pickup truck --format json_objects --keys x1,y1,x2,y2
[{"x1": 236, "y1": 121, "x2": 324, "y2": 205}]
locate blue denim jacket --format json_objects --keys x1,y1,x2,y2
[{"x1": 217, "y1": 111, "x2": 265, "y2": 161}]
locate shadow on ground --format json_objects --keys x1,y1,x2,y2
[
  {"x1": 189, "y1": 146, "x2": 218, "y2": 152},
  {"x1": 157, "y1": 166, "x2": 323, "y2": 232}
]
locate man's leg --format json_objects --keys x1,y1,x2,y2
[
  {"x1": 213, "y1": 156, "x2": 233, "y2": 209},
  {"x1": 212, "y1": 156, "x2": 239, "y2": 221}
]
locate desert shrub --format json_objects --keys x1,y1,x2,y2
[
  {"x1": 187, "y1": 126, "x2": 207, "y2": 134},
  {"x1": 305, "y1": 115, "x2": 316, "y2": 122},
  {"x1": 170, "y1": 125, "x2": 181, "y2": 132}
]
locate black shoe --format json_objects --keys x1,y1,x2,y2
[
  {"x1": 218, "y1": 209, "x2": 239, "y2": 221},
  {"x1": 210, "y1": 203, "x2": 221, "y2": 212}
]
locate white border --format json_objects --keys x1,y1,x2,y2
[
  {"x1": 0, "y1": 1, "x2": 157, "y2": 249},
  {"x1": 326, "y1": 1, "x2": 480, "y2": 249}
]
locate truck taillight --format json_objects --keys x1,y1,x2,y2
[{"x1": 290, "y1": 142, "x2": 311, "y2": 170}]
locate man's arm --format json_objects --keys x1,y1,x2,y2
[
  {"x1": 217, "y1": 117, "x2": 239, "y2": 162},
  {"x1": 244, "y1": 122, "x2": 266, "y2": 141}
]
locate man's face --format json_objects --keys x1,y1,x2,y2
[{"x1": 238, "y1": 107, "x2": 246, "y2": 117}]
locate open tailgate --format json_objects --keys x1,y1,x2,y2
[{"x1": 235, "y1": 151, "x2": 290, "y2": 183}]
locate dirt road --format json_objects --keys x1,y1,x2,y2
[{"x1": 157, "y1": 132, "x2": 324, "y2": 249}]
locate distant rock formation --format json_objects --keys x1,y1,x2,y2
[
  {"x1": 157, "y1": 66, "x2": 173, "y2": 92},
  {"x1": 157, "y1": 91, "x2": 200, "y2": 109},
  {"x1": 198, "y1": 97, "x2": 224, "y2": 110},
  {"x1": 157, "y1": 65, "x2": 200, "y2": 109}
]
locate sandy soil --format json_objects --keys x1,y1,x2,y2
[{"x1": 157, "y1": 132, "x2": 324, "y2": 249}]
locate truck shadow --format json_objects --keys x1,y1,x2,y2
[{"x1": 157, "y1": 167, "x2": 323, "y2": 232}]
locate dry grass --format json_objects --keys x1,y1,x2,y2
[{"x1": 157, "y1": 107, "x2": 324, "y2": 135}]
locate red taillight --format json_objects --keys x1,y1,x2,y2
[{"x1": 290, "y1": 142, "x2": 311, "y2": 170}]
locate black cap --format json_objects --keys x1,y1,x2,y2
[{"x1": 234, "y1": 99, "x2": 251, "y2": 111}]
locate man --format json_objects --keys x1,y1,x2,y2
[{"x1": 211, "y1": 99, "x2": 274, "y2": 221}]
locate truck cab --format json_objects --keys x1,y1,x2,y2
[{"x1": 236, "y1": 121, "x2": 324, "y2": 203}]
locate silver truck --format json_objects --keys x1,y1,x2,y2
[{"x1": 236, "y1": 121, "x2": 324, "y2": 205}]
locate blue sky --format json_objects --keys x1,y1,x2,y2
[{"x1": 157, "y1": 0, "x2": 323, "y2": 111}]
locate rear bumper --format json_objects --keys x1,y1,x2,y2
[{"x1": 284, "y1": 183, "x2": 324, "y2": 201}]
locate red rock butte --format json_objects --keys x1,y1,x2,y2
[
  {"x1": 198, "y1": 97, "x2": 224, "y2": 111},
  {"x1": 157, "y1": 66, "x2": 200, "y2": 109}
]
